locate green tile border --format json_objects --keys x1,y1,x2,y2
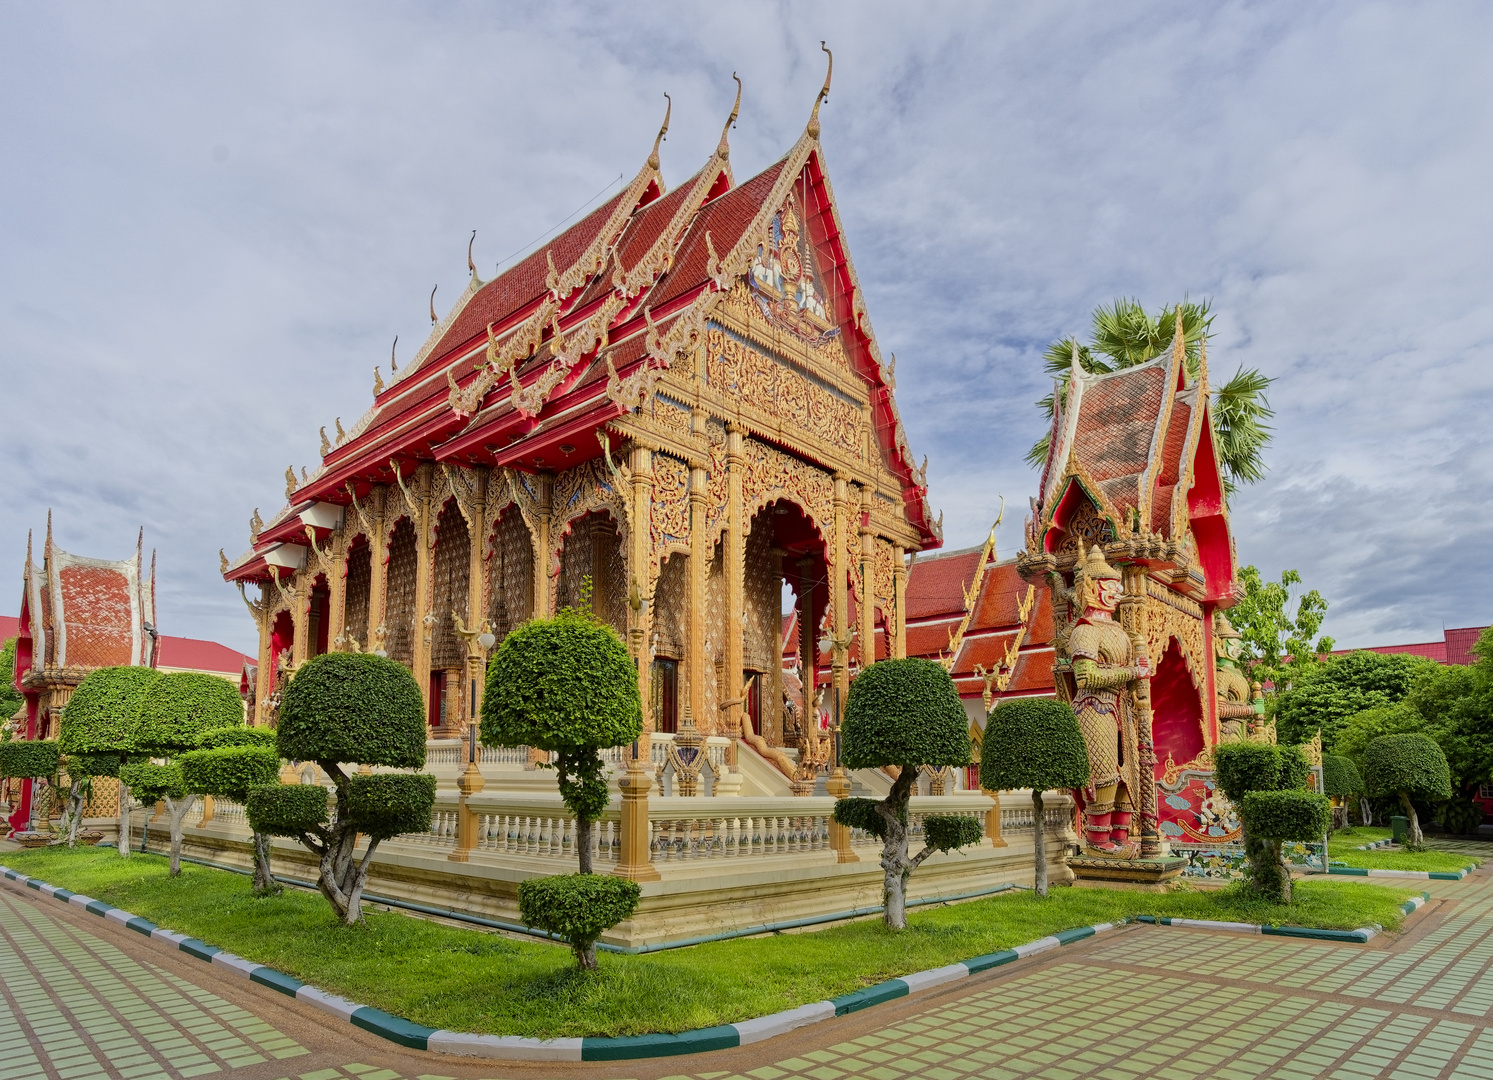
[
  {"x1": 1131, "y1": 892, "x2": 1428, "y2": 942},
  {"x1": 0, "y1": 863, "x2": 1125, "y2": 1063}
]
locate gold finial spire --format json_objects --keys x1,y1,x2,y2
[
  {"x1": 25, "y1": 528, "x2": 32, "y2": 569},
  {"x1": 1197, "y1": 332, "x2": 1210, "y2": 395},
  {"x1": 373, "y1": 366, "x2": 384, "y2": 395},
  {"x1": 390, "y1": 335, "x2": 399, "y2": 373},
  {"x1": 1171, "y1": 304, "x2": 1186, "y2": 369},
  {"x1": 467, "y1": 230, "x2": 481, "y2": 285},
  {"x1": 429, "y1": 284, "x2": 438, "y2": 325},
  {"x1": 807, "y1": 41, "x2": 833, "y2": 138},
  {"x1": 648, "y1": 93, "x2": 671, "y2": 171},
  {"x1": 45, "y1": 508, "x2": 53, "y2": 558},
  {"x1": 319, "y1": 427, "x2": 331, "y2": 457},
  {"x1": 717, "y1": 73, "x2": 742, "y2": 159}
]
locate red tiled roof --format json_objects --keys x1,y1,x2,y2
[
  {"x1": 0, "y1": 615, "x2": 18, "y2": 642},
  {"x1": 1071, "y1": 364, "x2": 1166, "y2": 521},
  {"x1": 905, "y1": 549, "x2": 981, "y2": 621},
  {"x1": 156, "y1": 636, "x2": 255, "y2": 676},
  {"x1": 1329, "y1": 626, "x2": 1487, "y2": 667}
]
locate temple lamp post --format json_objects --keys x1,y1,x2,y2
[{"x1": 627, "y1": 578, "x2": 649, "y2": 774}]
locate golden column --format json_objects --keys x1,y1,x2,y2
[
  {"x1": 411, "y1": 463, "x2": 436, "y2": 713},
  {"x1": 326, "y1": 530, "x2": 348, "y2": 652},
  {"x1": 892, "y1": 543, "x2": 908, "y2": 659},
  {"x1": 687, "y1": 455, "x2": 709, "y2": 733},
  {"x1": 627, "y1": 443, "x2": 656, "y2": 755},
  {"x1": 464, "y1": 468, "x2": 488, "y2": 725},
  {"x1": 253, "y1": 600, "x2": 273, "y2": 726},
  {"x1": 289, "y1": 568, "x2": 311, "y2": 670},
  {"x1": 831, "y1": 475, "x2": 852, "y2": 709},
  {"x1": 858, "y1": 487, "x2": 876, "y2": 668},
  {"x1": 723, "y1": 423, "x2": 745, "y2": 757},
  {"x1": 1118, "y1": 561, "x2": 1160, "y2": 857},
  {"x1": 532, "y1": 473, "x2": 554, "y2": 618}
]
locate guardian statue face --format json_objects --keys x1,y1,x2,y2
[{"x1": 1093, "y1": 577, "x2": 1122, "y2": 613}]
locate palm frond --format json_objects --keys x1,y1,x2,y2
[
  {"x1": 1211, "y1": 365, "x2": 1274, "y2": 489},
  {"x1": 1090, "y1": 298, "x2": 1158, "y2": 367},
  {"x1": 1026, "y1": 431, "x2": 1051, "y2": 470}
]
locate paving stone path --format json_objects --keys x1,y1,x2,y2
[{"x1": 4, "y1": 842, "x2": 1493, "y2": 1080}]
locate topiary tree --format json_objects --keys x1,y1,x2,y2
[
  {"x1": 518, "y1": 874, "x2": 642, "y2": 970},
  {"x1": 56, "y1": 752, "x2": 114, "y2": 846},
  {"x1": 1364, "y1": 733, "x2": 1452, "y2": 848},
  {"x1": 244, "y1": 652, "x2": 435, "y2": 924},
  {"x1": 0, "y1": 637, "x2": 23, "y2": 722},
  {"x1": 980, "y1": 698, "x2": 1090, "y2": 897},
  {"x1": 482, "y1": 606, "x2": 642, "y2": 874},
  {"x1": 1321, "y1": 753, "x2": 1363, "y2": 830},
  {"x1": 180, "y1": 741, "x2": 282, "y2": 894},
  {"x1": 1277, "y1": 651, "x2": 1436, "y2": 747},
  {"x1": 60, "y1": 665, "x2": 161, "y2": 857},
  {"x1": 131, "y1": 672, "x2": 245, "y2": 875},
  {"x1": 1214, "y1": 741, "x2": 1315, "y2": 901},
  {"x1": 832, "y1": 658, "x2": 977, "y2": 929},
  {"x1": 1238, "y1": 789, "x2": 1332, "y2": 901},
  {"x1": 120, "y1": 760, "x2": 186, "y2": 860},
  {"x1": 0, "y1": 740, "x2": 61, "y2": 833}
]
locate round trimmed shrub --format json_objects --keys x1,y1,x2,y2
[
  {"x1": 134, "y1": 672, "x2": 243, "y2": 754},
  {"x1": 923, "y1": 815, "x2": 984, "y2": 853},
  {"x1": 1278, "y1": 744, "x2": 1311, "y2": 791},
  {"x1": 841, "y1": 658, "x2": 969, "y2": 769},
  {"x1": 346, "y1": 773, "x2": 437, "y2": 841},
  {"x1": 979, "y1": 698, "x2": 1089, "y2": 793},
  {"x1": 277, "y1": 653, "x2": 427, "y2": 768},
  {"x1": 246, "y1": 784, "x2": 330, "y2": 838},
  {"x1": 1240, "y1": 789, "x2": 1332, "y2": 843},
  {"x1": 1322, "y1": 754, "x2": 1363, "y2": 798},
  {"x1": 67, "y1": 752, "x2": 125, "y2": 778},
  {"x1": 518, "y1": 873, "x2": 641, "y2": 970},
  {"x1": 198, "y1": 726, "x2": 277, "y2": 750},
  {"x1": 1213, "y1": 742, "x2": 1283, "y2": 802},
  {"x1": 0, "y1": 740, "x2": 60, "y2": 780},
  {"x1": 1363, "y1": 733, "x2": 1453, "y2": 802},
  {"x1": 60, "y1": 665, "x2": 160, "y2": 754},
  {"x1": 482, "y1": 607, "x2": 642, "y2": 752},
  {"x1": 833, "y1": 796, "x2": 889, "y2": 840},
  {"x1": 119, "y1": 761, "x2": 186, "y2": 803},
  {"x1": 179, "y1": 746, "x2": 281, "y2": 800}
]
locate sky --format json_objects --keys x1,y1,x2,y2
[{"x1": 2, "y1": 2, "x2": 1490, "y2": 657}]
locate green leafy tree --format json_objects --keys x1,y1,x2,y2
[
  {"x1": 1320, "y1": 753, "x2": 1363, "y2": 830},
  {"x1": 1028, "y1": 298, "x2": 1274, "y2": 497},
  {"x1": 244, "y1": 652, "x2": 435, "y2": 924},
  {"x1": 832, "y1": 658, "x2": 977, "y2": 929},
  {"x1": 0, "y1": 740, "x2": 60, "y2": 832},
  {"x1": 518, "y1": 875, "x2": 641, "y2": 971},
  {"x1": 482, "y1": 606, "x2": 642, "y2": 874},
  {"x1": 180, "y1": 739, "x2": 282, "y2": 894},
  {"x1": 1228, "y1": 566, "x2": 1334, "y2": 696},
  {"x1": 131, "y1": 672, "x2": 244, "y2": 875},
  {"x1": 980, "y1": 698, "x2": 1089, "y2": 898},
  {"x1": 1363, "y1": 733, "x2": 1452, "y2": 848},
  {"x1": 0, "y1": 637, "x2": 23, "y2": 724},
  {"x1": 1278, "y1": 651, "x2": 1436, "y2": 748},
  {"x1": 60, "y1": 665, "x2": 160, "y2": 858},
  {"x1": 1214, "y1": 742, "x2": 1317, "y2": 902}
]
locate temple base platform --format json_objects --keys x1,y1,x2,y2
[{"x1": 1069, "y1": 854, "x2": 1186, "y2": 891}]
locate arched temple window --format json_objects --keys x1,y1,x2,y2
[
  {"x1": 430, "y1": 500, "x2": 470, "y2": 672},
  {"x1": 556, "y1": 511, "x2": 626, "y2": 636},
  {"x1": 384, "y1": 518, "x2": 418, "y2": 666},
  {"x1": 343, "y1": 537, "x2": 371, "y2": 650},
  {"x1": 487, "y1": 506, "x2": 534, "y2": 646}
]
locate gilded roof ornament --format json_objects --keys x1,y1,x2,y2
[
  {"x1": 428, "y1": 284, "x2": 438, "y2": 325},
  {"x1": 372, "y1": 366, "x2": 384, "y2": 395},
  {"x1": 807, "y1": 41, "x2": 832, "y2": 139},
  {"x1": 250, "y1": 508, "x2": 263, "y2": 542},
  {"x1": 717, "y1": 73, "x2": 741, "y2": 160},
  {"x1": 390, "y1": 335, "x2": 399, "y2": 373},
  {"x1": 219, "y1": 548, "x2": 229, "y2": 575},
  {"x1": 467, "y1": 230, "x2": 482, "y2": 287},
  {"x1": 319, "y1": 427, "x2": 331, "y2": 457},
  {"x1": 648, "y1": 93, "x2": 671, "y2": 171},
  {"x1": 334, "y1": 417, "x2": 345, "y2": 443},
  {"x1": 285, "y1": 467, "x2": 297, "y2": 499}
]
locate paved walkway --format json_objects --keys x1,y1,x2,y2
[{"x1": 4, "y1": 843, "x2": 1493, "y2": 1080}]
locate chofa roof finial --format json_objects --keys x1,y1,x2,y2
[
  {"x1": 467, "y1": 230, "x2": 481, "y2": 285},
  {"x1": 429, "y1": 284, "x2": 438, "y2": 325},
  {"x1": 717, "y1": 73, "x2": 742, "y2": 159},
  {"x1": 648, "y1": 93, "x2": 671, "y2": 171},
  {"x1": 390, "y1": 335, "x2": 399, "y2": 373},
  {"x1": 807, "y1": 41, "x2": 833, "y2": 139},
  {"x1": 45, "y1": 508, "x2": 53, "y2": 558}
]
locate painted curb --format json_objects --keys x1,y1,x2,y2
[
  {"x1": 0, "y1": 864, "x2": 1121, "y2": 1063},
  {"x1": 1133, "y1": 892, "x2": 1429, "y2": 944},
  {"x1": 1329, "y1": 865, "x2": 1470, "y2": 881}
]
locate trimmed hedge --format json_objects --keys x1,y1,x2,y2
[
  {"x1": 198, "y1": 726, "x2": 277, "y2": 750},
  {"x1": 518, "y1": 873, "x2": 641, "y2": 962},
  {"x1": 119, "y1": 761, "x2": 187, "y2": 803},
  {"x1": 1322, "y1": 753, "x2": 1363, "y2": 798},
  {"x1": 134, "y1": 672, "x2": 244, "y2": 754},
  {"x1": 980, "y1": 698, "x2": 1089, "y2": 792},
  {"x1": 1278, "y1": 744, "x2": 1311, "y2": 791},
  {"x1": 346, "y1": 773, "x2": 438, "y2": 841},
  {"x1": 60, "y1": 665, "x2": 160, "y2": 754},
  {"x1": 245, "y1": 784, "x2": 330, "y2": 838},
  {"x1": 0, "y1": 740, "x2": 60, "y2": 780},
  {"x1": 841, "y1": 659, "x2": 970, "y2": 770},
  {"x1": 923, "y1": 814, "x2": 984, "y2": 853},
  {"x1": 482, "y1": 608, "x2": 642, "y2": 752},
  {"x1": 67, "y1": 752, "x2": 125, "y2": 779},
  {"x1": 179, "y1": 746, "x2": 281, "y2": 800},
  {"x1": 1216, "y1": 742, "x2": 1281, "y2": 802},
  {"x1": 1240, "y1": 789, "x2": 1332, "y2": 842},
  {"x1": 277, "y1": 653, "x2": 427, "y2": 768},
  {"x1": 832, "y1": 796, "x2": 890, "y2": 840},
  {"x1": 1364, "y1": 733, "x2": 1453, "y2": 801}
]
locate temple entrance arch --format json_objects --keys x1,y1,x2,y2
[
  {"x1": 557, "y1": 510, "x2": 626, "y2": 636},
  {"x1": 384, "y1": 517, "x2": 418, "y2": 665},
  {"x1": 748, "y1": 498, "x2": 828, "y2": 749},
  {"x1": 429, "y1": 498, "x2": 471, "y2": 731},
  {"x1": 486, "y1": 503, "x2": 534, "y2": 648},
  {"x1": 1151, "y1": 637, "x2": 1206, "y2": 777},
  {"x1": 307, "y1": 573, "x2": 330, "y2": 659},
  {"x1": 343, "y1": 535, "x2": 371, "y2": 651}
]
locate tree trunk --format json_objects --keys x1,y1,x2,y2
[
  {"x1": 577, "y1": 942, "x2": 598, "y2": 970},
  {"x1": 1400, "y1": 793, "x2": 1423, "y2": 848},
  {"x1": 164, "y1": 795, "x2": 197, "y2": 876},
  {"x1": 118, "y1": 781, "x2": 132, "y2": 858},
  {"x1": 576, "y1": 814, "x2": 593, "y2": 875},
  {"x1": 878, "y1": 768, "x2": 917, "y2": 930},
  {"x1": 1032, "y1": 789, "x2": 1049, "y2": 898},
  {"x1": 62, "y1": 786, "x2": 86, "y2": 847},
  {"x1": 1360, "y1": 796, "x2": 1372, "y2": 828},
  {"x1": 251, "y1": 832, "x2": 280, "y2": 896}
]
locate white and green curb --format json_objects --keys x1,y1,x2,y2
[
  {"x1": 1329, "y1": 865, "x2": 1470, "y2": 881},
  {"x1": 0, "y1": 865, "x2": 1120, "y2": 1062},
  {"x1": 1133, "y1": 892, "x2": 1429, "y2": 943}
]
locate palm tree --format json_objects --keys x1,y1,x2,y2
[{"x1": 1027, "y1": 297, "x2": 1273, "y2": 498}]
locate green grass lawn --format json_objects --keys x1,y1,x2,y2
[
  {"x1": 1, "y1": 847, "x2": 1422, "y2": 1039},
  {"x1": 1328, "y1": 827, "x2": 1483, "y2": 873}
]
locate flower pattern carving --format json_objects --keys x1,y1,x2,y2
[{"x1": 704, "y1": 328, "x2": 859, "y2": 456}]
